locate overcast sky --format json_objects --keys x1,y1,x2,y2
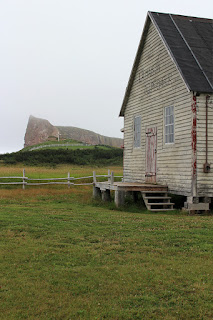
[{"x1": 0, "y1": 0, "x2": 212, "y2": 153}]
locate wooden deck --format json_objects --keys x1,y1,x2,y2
[
  {"x1": 93, "y1": 171, "x2": 210, "y2": 212},
  {"x1": 94, "y1": 181, "x2": 168, "y2": 192},
  {"x1": 93, "y1": 181, "x2": 170, "y2": 209}
]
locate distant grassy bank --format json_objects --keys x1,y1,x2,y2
[
  {"x1": 0, "y1": 145, "x2": 123, "y2": 167},
  {"x1": 0, "y1": 164, "x2": 212, "y2": 319},
  {"x1": 22, "y1": 139, "x2": 111, "y2": 151}
]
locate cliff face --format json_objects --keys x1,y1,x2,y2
[
  {"x1": 24, "y1": 116, "x2": 123, "y2": 148},
  {"x1": 24, "y1": 116, "x2": 59, "y2": 147},
  {"x1": 56, "y1": 126, "x2": 123, "y2": 148}
]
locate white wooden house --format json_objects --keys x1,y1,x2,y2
[{"x1": 119, "y1": 11, "x2": 213, "y2": 211}]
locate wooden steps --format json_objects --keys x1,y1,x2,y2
[
  {"x1": 142, "y1": 191, "x2": 174, "y2": 211},
  {"x1": 93, "y1": 179, "x2": 173, "y2": 209}
]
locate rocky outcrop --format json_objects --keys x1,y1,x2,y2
[
  {"x1": 24, "y1": 115, "x2": 123, "y2": 148},
  {"x1": 24, "y1": 116, "x2": 59, "y2": 147},
  {"x1": 56, "y1": 126, "x2": 123, "y2": 148}
]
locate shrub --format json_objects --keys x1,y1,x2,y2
[{"x1": 0, "y1": 147, "x2": 123, "y2": 167}]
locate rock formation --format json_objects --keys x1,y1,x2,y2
[
  {"x1": 24, "y1": 115, "x2": 123, "y2": 148},
  {"x1": 24, "y1": 116, "x2": 59, "y2": 147}
]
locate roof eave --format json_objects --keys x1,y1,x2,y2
[{"x1": 148, "y1": 11, "x2": 191, "y2": 94}]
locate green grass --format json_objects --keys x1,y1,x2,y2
[
  {"x1": 0, "y1": 166, "x2": 212, "y2": 319},
  {"x1": 24, "y1": 145, "x2": 111, "y2": 152},
  {"x1": 22, "y1": 140, "x2": 115, "y2": 152},
  {"x1": 0, "y1": 164, "x2": 123, "y2": 183},
  {"x1": 21, "y1": 139, "x2": 83, "y2": 151}
]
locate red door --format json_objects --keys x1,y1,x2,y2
[{"x1": 145, "y1": 127, "x2": 157, "y2": 183}]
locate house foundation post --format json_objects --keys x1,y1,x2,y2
[
  {"x1": 125, "y1": 191, "x2": 138, "y2": 203},
  {"x1": 186, "y1": 196, "x2": 199, "y2": 204},
  {"x1": 102, "y1": 189, "x2": 111, "y2": 202},
  {"x1": 93, "y1": 186, "x2": 101, "y2": 199},
  {"x1": 184, "y1": 196, "x2": 210, "y2": 213},
  {"x1": 115, "y1": 190, "x2": 125, "y2": 207},
  {"x1": 125, "y1": 191, "x2": 132, "y2": 201},
  {"x1": 203, "y1": 197, "x2": 211, "y2": 204},
  {"x1": 133, "y1": 191, "x2": 138, "y2": 203},
  {"x1": 203, "y1": 197, "x2": 211, "y2": 214}
]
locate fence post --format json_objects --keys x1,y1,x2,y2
[
  {"x1": 23, "y1": 169, "x2": 26, "y2": 190},
  {"x1": 68, "y1": 172, "x2": 70, "y2": 188},
  {"x1": 108, "y1": 169, "x2": 111, "y2": 183},
  {"x1": 93, "y1": 171, "x2": 101, "y2": 199},
  {"x1": 93, "y1": 171, "x2": 96, "y2": 184},
  {"x1": 110, "y1": 171, "x2": 114, "y2": 185}
]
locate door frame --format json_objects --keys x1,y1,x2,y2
[{"x1": 145, "y1": 126, "x2": 157, "y2": 184}]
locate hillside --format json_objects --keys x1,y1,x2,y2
[
  {"x1": 24, "y1": 115, "x2": 123, "y2": 148},
  {"x1": 0, "y1": 146, "x2": 123, "y2": 166}
]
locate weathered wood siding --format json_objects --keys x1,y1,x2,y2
[
  {"x1": 123, "y1": 20, "x2": 193, "y2": 196},
  {"x1": 197, "y1": 94, "x2": 213, "y2": 196}
]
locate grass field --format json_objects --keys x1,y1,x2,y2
[
  {"x1": 0, "y1": 164, "x2": 123, "y2": 179},
  {"x1": 0, "y1": 165, "x2": 213, "y2": 319}
]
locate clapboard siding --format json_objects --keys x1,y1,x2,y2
[
  {"x1": 126, "y1": 83, "x2": 188, "y2": 108},
  {"x1": 197, "y1": 94, "x2": 213, "y2": 196},
  {"x1": 123, "y1": 21, "x2": 192, "y2": 195}
]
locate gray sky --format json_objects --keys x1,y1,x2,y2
[{"x1": 0, "y1": 0, "x2": 212, "y2": 153}]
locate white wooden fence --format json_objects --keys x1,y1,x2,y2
[
  {"x1": 29, "y1": 143, "x2": 90, "y2": 151},
  {"x1": 0, "y1": 169, "x2": 122, "y2": 189}
]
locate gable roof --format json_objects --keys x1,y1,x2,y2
[{"x1": 120, "y1": 11, "x2": 213, "y2": 116}]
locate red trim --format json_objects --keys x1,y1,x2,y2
[{"x1": 191, "y1": 95, "x2": 197, "y2": 178}]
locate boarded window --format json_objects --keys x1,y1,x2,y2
[
  {"x1": 134, "y1": 116, "x2": 141, "y2": 148},
  {"x1": 165, "y1": 106, "x2": 174, "y2": 144}
]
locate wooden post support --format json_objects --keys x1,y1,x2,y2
[
  {"x1": 125, "y1": 191, "x2": 132, "y2": 201},
  {"x1": 133, "y1": 191, "x2": 138, "y2": 203},
  {"x1": 23, "y1": 169, "x2": 26, "y2": 190},
  {"x1": 93, "y1": 186, "x2": 101, "y2": 199},
  {"x1": 102, "y1": 189, "x2": 111, "y2": 202},
  {"x1": 115, "y1": 190, "x2": 125, "y2": 207}
]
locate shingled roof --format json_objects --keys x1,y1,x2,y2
[{"x1": 120, "y1": 11, "x2": 213, "y2": 116}]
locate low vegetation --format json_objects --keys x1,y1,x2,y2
[
  {"x1": 0, "y1": 145, "x2": 123, "y2": 166},
  {"x1": 0, "y1": 165, "x2": 212, "y2": 319}
]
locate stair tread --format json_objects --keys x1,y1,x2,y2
[
  {"x1": 144, "y1": 197, "x2": 171, "y2": 200},
  {"x1": 141, "y1": 189, "x2": 175, "y2": 211},
  {"x1": 142, "y1": 191, "x2": 168, "y2": 194},
  {"x1": 148, "y1": 209, "x2": 175, "y2": 212},
  {"x1": 148, "y1": 202, "x2": 174, "y2": 206}
]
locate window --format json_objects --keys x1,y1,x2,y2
[
  {"x1": 134, "y1": 116, "x2": 141, "y2": 148},
  {"x1": 165, "y1": 106, "x2": 174, "y2": 144}
]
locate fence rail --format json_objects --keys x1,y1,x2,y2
[
  {"x1": 29, "y1": 143, "x2": 90, "y2": 151},
  {"x1": 0, "y1": 169, "x2": 122, "y2": 189}
]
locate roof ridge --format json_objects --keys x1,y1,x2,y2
[{"x1": 149, "y1": 11, "x2": 213, "y2": 21}]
